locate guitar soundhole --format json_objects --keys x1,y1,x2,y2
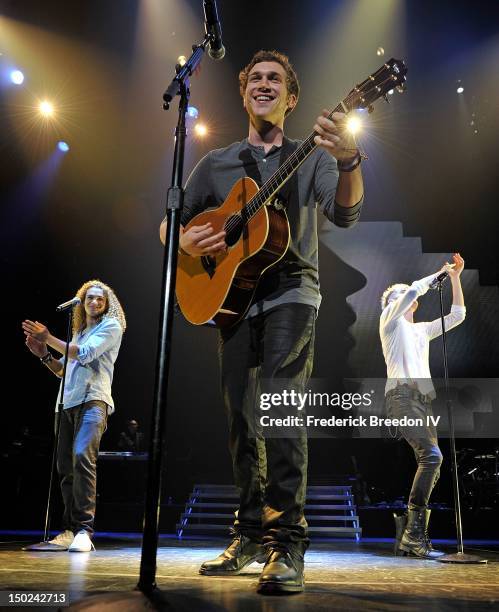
[{"x1": 224, "y1": 214, "x2": 244, "y2": 247}]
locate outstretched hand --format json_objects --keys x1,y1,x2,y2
[
  {"x1": 22, "y1": 320, "x2": 49, "y2": 342},
  {"x1": 25, "y1": 334, "x2": 47, "y2": 358},
  {"x1": 449, "y1": 252, "x2": 464, "y2": 277},
  {"x1": 440, "y1": 253, "x2": 464, "y2": 279}
]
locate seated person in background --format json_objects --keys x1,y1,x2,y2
[{"x1": 118, "y1": 419, "x2": 144, "y2": 452}]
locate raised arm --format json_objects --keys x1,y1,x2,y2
[
  {"x1": 381, "y1": 271, "x2": 445, "y2": 326},
  {"x1": 425, "y1": 253, "x2": 466, "y2": 340},
  {"x1": 314, "y1": 110, "x2": 364, "y2": 205},
  {"x1": 23, "y1": 320, "x2": 79, "y2": 360},
  {"x1": 22, "y1": 317, "x2": 122, "y2": 364}
]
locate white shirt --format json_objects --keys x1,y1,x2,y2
[{"x1": 380, "y1": 273, "x2": 466, "y2": 397}]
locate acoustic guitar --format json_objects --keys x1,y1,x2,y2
[{"x1": 176, "y1": 58, "x2": 407, "y2": 328}]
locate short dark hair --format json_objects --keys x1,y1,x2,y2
[{"x1": 239, "y1": 50, "x2": 300, "y2": 116}]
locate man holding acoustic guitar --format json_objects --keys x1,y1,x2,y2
[{"x1": 160, "y1": 49, "x2": 374, "y2": 594}]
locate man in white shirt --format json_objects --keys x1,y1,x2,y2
[{"x1": 379, "y1": 253, "x2": 465, "y2": 558}]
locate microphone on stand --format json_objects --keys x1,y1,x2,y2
[
  {"x1": 203, "y1": 0, "x2": 225, "y2": 60},
  {"x1": 56, "y1": 297, "x2": 81, "y2": 312},
  {"x1": 429, "y1": 264, "x2": 455, "y2": 289}
]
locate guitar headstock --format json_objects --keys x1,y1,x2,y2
[{"x1": 343, "y1": 58, "x2": 407, "y2": 112}]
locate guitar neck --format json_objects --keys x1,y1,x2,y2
[{"x1": 244, "y1": 101, "x2": 346, "y2": 219}]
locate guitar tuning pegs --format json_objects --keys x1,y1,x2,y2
[
  {"x1": 396, "y1": 83, "x2": 406, "y2": 93},
  {"x1": 367, "y1": 104, "x2": 374, "y2": 114}
]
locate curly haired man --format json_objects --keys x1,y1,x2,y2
[{"x1": 22, "y1": 280, "x2": 126, "y2": 552}]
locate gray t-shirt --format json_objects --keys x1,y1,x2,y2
[{"x1": 180, "y1": 137, "x2": 362, "y2": 316}]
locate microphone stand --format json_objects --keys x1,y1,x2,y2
[
  {"x1": 435, "y1": 278, "x2": 486, "y2": 564},
  {"x1": 24, "y1": 305, "x2": 76, "y2": 550},
  {"x1": 137, "y1": 34, "x2": 214, "y2": 593}
]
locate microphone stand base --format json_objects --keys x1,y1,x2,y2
[
  {"x1": 437, "y1": 552, "x2": 487, "y2": 564},
  {"x1": 22, "y1": 541, "x2": 67, "y2": 552}
]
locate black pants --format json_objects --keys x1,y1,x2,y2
[
  {"x1": 385, "y1": 386, "x2": 443, "y2": 509},
  {"x1": 219, "y1": 303, "x2": 315, "y2": 550},
  {"x1": 57, "y1": 401, "x2": 108, "y2": 535}
]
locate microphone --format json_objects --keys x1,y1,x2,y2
[
  {"x1": 203, "y1": 0, "x2": 225, "y2": 60},
  {"x1": 56, "y1": 297, "x2": 81, "y2": 312},
  {"x1": 429, "y1": 264, "x2": 455, "y2": 289}
]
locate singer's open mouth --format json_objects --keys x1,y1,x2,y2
[{"x1": 253, "y1": 95, "x2": 276, "y2": 104}]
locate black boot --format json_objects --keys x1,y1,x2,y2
[
  {"x1": 257, "y1": 545, "x2": 304, "y2": 594},
  {"x1": 393, "y1": 512, "x2": 408, "y2": 556},
  {"x1": 199, "y1": 533, "x2": 266, "y2": 575},
  {"x1": 399, "y1": 507, "x2": 444, "y2": 559}
]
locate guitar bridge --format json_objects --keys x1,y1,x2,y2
[{"x1": 201, "y1": 255, "x2": 216, "y2": 278}]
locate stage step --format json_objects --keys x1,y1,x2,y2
[
  {"x1": 192, "y1": 492, "x2": 352, "y2": 501},
  {"x1": 185, "y1": 503, "x2": 354, "y2": 511},
  {"x1": 182, "y1": 513, "x2": 359, "y2": 521},
  {"x1": 175, "y1": 523, "x2": 363, "y2": 536},
  {"x1": 177, "y1": 484, "x2": 362, "y2": 540}
]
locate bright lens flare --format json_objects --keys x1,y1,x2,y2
[
  {"x1": 10, "y1": 70, "x2": 24, "y2": 85},
  {"x1": 194, "y1": 123, "x2": 208, "y2": 137},
  {"x1": 346, "y1": 116, "x2": 362, "y2": 135},
  {"x1": 39, "y1": 100, "x2": 55, "y2": 117}
]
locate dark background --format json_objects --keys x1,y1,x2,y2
[{"x1": 1, "y1": 0, "x2": 498, "y2": 534}]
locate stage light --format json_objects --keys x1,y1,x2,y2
[
  {"x1": 346, "y1": 116, "x2": 362, "y2": 135},
  {"x1": 10, "y1": 69, "x2": 24, "y2": 85},
  {"x1": 457, "y1": 86, "x2": 464, "y2": 94},
  {"x1": 194, "y1": 123, "x2": 208, "y2": 137},
  {"x1": 57, "y1": 141, "x2": 70, "y2": 152},
  {"x1": 376, "y1": 47, "x2": 385, "y2": 57},
  {"x1": 187, "y1": 106, "x2": 199, "y2": 119},
  {"x1": 39, "y1": 100, "x2": 54, "y2": 117}
]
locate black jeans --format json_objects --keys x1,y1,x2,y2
[
  {"x1": 57, "y1": 401, "x2": 108, "y2": 535},
  {"x1": 385, "y1": 385, "x2": 443, "y2": 509},
  {"x1": 219, "y1": 303, "x2": 315, "y2": 551}
]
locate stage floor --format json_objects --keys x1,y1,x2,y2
[{"x1": 0, "y1": 535, "x2": 498, "y2": 611}]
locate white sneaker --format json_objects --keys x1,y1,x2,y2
[
  {"x1": 48, "y1": 530, "x2": 74, "y2": 549},
  {"x1": 68, "y1": 530, "x2": 95, "y2": 552}
]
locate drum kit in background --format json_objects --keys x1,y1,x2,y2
[{"x1": 458, "y1": 447, "x2": 499, "y2": 512}]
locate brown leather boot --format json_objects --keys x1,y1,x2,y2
[{"x1": 199, "y1": 533, "x2": 266, "y2": 575}]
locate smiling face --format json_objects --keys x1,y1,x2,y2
[
  {"x1": 84, "y1": 286, "x2": 107, "y2": 321},
  {"x1": 243, "y1": 61, "x2": 297, "y2": 126}
]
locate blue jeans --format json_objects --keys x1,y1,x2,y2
[
  {"x1": 57, "y1": 401, "x2": 108, "y2": 535},
  {"x1": 385, "y1": 386, "x2": 443, "y2": 509}
]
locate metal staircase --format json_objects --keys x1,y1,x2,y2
[{"x1": 176, "y1": 484, "x2": 361, "y2": 540}]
